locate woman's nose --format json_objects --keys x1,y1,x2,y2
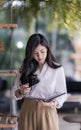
[{"x1": 38, "y1": 53, "x2": 42, "y2": 58}]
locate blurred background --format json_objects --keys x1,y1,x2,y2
[{"x1": 0, "y1": 0, "x2": 81, "y2": 130}]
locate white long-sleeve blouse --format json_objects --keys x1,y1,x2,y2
[{"x1": 12, "y1": 63, "x2": 67, "y2": 109}]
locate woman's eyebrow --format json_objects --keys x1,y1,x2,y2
[
  {"x1": 40, "y1": 49, "x2": 45, "y2": 51},
  {"x1": 34, "y1": 48, "x2": 45, "y2": 52}
]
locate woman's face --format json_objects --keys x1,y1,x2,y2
[{"x1": 33, "y1": 44, "x2": 47, "y2": 66}]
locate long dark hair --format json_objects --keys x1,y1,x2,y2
[{"x1": 20, "y1": 33, "x2": 61, "y2": 86}]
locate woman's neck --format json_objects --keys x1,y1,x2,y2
[{"x1": 38, "y1": 63, "x2": 45, "y2": 72}]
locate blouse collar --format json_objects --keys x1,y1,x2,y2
[{"x1": 35, "y1": 62, "x2": 48, "y2": 76}]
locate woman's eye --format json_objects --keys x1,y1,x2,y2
[{"x1": 41, "y1": 51, "x2": 45, "y2": 53}]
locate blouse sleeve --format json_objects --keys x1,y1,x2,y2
[
  {"x1": 11, "y1": 68, "x2": 24, "y2": 100},
  {"x1": 55, "y1": 67, "x2": 67, "y2": 109}
]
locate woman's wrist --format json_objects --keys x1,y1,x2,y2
[{"x1": 54, "y1": 100, "x2": 59, "y2": 107}]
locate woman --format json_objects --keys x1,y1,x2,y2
[{"x1": 12, "y1": 33, "x2": 67, "y2": 130}]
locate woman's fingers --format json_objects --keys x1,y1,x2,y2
[
  {"x1": 21, "y1": 87, "x2": 30, "y2": 95},
  {"x1": 20, "y1": 83, "x2": 31, "y2": 95},
  {"x1": 23, "y1": 83, "x2": 29, "y2": 88},
  {"x1": 39, "y1": 100, "x2": 56, "y2": 108}
]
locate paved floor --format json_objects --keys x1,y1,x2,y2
[{"x1": 58, "y1": 113, "x2": 80, "y2": 130}]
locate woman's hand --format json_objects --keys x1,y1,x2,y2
[
  {"x1": 19, "y1": 83, "x2": 31, "y2": 95},
  {"x1": 15, "y1": 83, "x2": 31, "y2": 98},
  {"x1": 39, "y1": 100, "x2": 57, "y2": 108}
]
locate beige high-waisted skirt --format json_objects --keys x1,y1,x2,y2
[{"x1": 18, "y1": 98, "x2": 59, "y2": 130}]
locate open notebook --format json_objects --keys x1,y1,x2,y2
[{"x1": 26, "y1": 92, "x2": 66, "y2": 102}]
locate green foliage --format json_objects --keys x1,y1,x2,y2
[
  {"x1": 24, "y1": 0, "x2": 81, "y2": 33},
  {"x1": 0, "y1": 0, "x2": 81, "y2": 32}
]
